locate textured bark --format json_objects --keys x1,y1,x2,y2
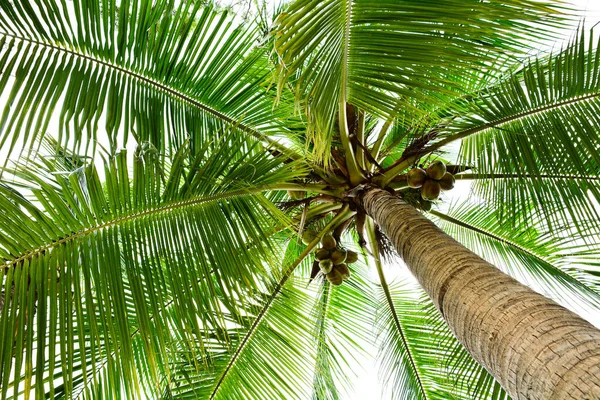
[{"x1": 360, "y1": 188, "x2": 600, "y2": 400}]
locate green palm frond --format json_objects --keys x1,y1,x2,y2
[
  {"x1": 164, "y1": 277, "x2": 320, "y2": 400},
  {"x1": 274, "y1": 0, "x2": 567, "y2": 160},
  {"x1": 413, "y1": 29, "x2": 600, "y2": 232},
  {"x1": 378, "y1": 279, "x2": 508, "y2": 400},
  {"x1": 1, "y1": 1, "x2": 599, "y2": 399},
  {"x1": 310, "y1": 260, "x2": 375, "y2": 400},
  {"x1": 163, "y1": 208, "x2": 355, "y2": 400},
  {"x1": 0, "y1": 130, "x2": 300, "y2": 398},
  {"x1": 373, "y1": 264, "x2": 428, "y2": 399},
  {"x1": 430, "y1": 200, "x2": 600, "y2": 312},
  {"x1": 312, "y1": 283, "x2": 339, "y2": 400},
  {"x1": 363, "y1": 218, "x2": 427, "y2": 400},
  {"x1": 0, "y1": 1, "x2": 300, "y2": 161}
]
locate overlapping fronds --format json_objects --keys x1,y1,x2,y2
[
  {"x1": 431, "y1": 200, "x2": 600, "y2": 315},
  {"x1": 162, "y1": 209, "x2": 366, "y2": 400},
  {"x1": 413, "y1": 29, "x2": 600, "y2": 233},
  {"x1": 310, "y1": 261, "x2": 375, "y2": 400},
  {"x1": 374, "y1": 267, "x2": 428, "y2": 399},
  {"x1": 376, "y1": 279, "x2": 509, "y2": 400},
  {"x1": 1, "y1": 1, "x2": 599, "y2": 399},
  {"x1": 164, "y1": 277, "x2": 320, "y2": 400},
  {"x1": 0, "y1": 1, "x2": 301, "y2": 161},
  {"x1": 274, "y1": 0, "x2": 567, "y2": 161},
  {"x1": 0, "y1": 130, "x2": 297, "y2": 399}
]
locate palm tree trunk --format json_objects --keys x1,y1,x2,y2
[{"x1": 360, "y1": 187, "x2": 600, "y2": 399}]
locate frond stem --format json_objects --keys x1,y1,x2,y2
[
  {"x1": 1, "y1": 184, "x2": 333, "y2": 270},
  {"x1": 338, "y1": 0, "x2": 364, "y2": 185},
  {"x1": 0, "y1": 31, "x2": 301, "y2": 162},
  {"x1": 370, "y1": 116, "x2": 393, "y2": 168},
  {"x1": 208, "y1": 206, "x2": 354, "y2": 399},
  {"x1": 365, "y1": 219, "x2": 428, "y2": 400},
  {"x1": 421, "y1": 92, "x2": 600, "y2": 158},
  {"x1": 355, "y1": 110, "x2": 366, "y2": 170},
  {"x1": 376, "y1": 92, "x2": 600, "y2": 186},
  {"x1": 311, "y1": 281, "x2": 332, "y2": 397},
  {"x1": 455, "y1": 173, "x2": 600, "y2": 181},
  {"x1": 429, "y1": 210, "x2": 600, "y2": 304},
  {"x1": 339, "y1": 103, "x2": 364, "y2": 185}
]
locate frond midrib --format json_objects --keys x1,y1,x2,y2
[
  {"x1": 379, "y1": 90, "x2": 600, "y2": 181},
  {"x1": 311, "y1": 281, "x2": 332, "y2": 398},
  {"x1": 208, "y1": 208, "x2": 353, "y2": 400},
  {"x1": 367, "y1": 221, "x2": 429, "y2": 400},
  {"x1": 430, "y1": 210, "x2": 556, "y2": 266},
  {"x1": 377, "y1": 268, "x2": 429, "y2": 400},
  {"x1": 456, "y1": 173, "x2": 600, "y2": 181},
  {"x1": 428, "y1": 92, "x2": 600, "y2": 153},
  {"x1": 3, "y1": 186, "x2": 273, "y2": 270},
  {"x1": 0, "y1": 30, "x2": 299, "y2": 160},
  {"x1": 429, "y1": 209, "x2": 600, "y2": 300},
  {"x1": 208, "y1": 241, "x2": 316, "y2": 400}
]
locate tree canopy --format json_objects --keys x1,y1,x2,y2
[{"x1": 0, "y1": 1, "x2": 599, "y2": 399}]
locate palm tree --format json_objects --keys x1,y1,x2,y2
[{"x1": 0, "y1": 0, "x2": 599, "y2": 399}]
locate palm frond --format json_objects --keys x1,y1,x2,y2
[
  {"x1": 0, "y1": 129, "x2": 297, "y2": 399},
  {"x1": 169, "y1": 208, "x2": 354, "y2": 400},
  {"x1": 430, "y1": 200, "x2": 600, "y2": 316},
  {"x1": 312, "y1": 283, "x2": 339, "y2": 400},
  {"x1": 165, "y1": 277, "x2": 320, "y2": 400},
  {"x1": 0, "y1": 1, "x2": 301, "y2": 161},
  {"x1": 274, "y1": 0, "x2": 567, "y2": 160},
  {"x1": 418, "y1": 28, "x2": 600, "y2": 233},
  {"x1": 372, "y1": 258, "x2": 428, "y2": 399},
  {"x1": 378, "y1": 279, "x2": 509, "y2": 400},
  {"x1": 310, "y1": 257, "x2": 376, "y2": 400}
]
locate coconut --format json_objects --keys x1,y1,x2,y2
[
  {"x1": 321, "y1": 234, "x2": 337, "y2": 250},
  {"x1": 302, "y1": 229, "x2": 317, "y2": 245},
  {"x1": 421, "y1": 180, "x2": 441, "y2": 201},
  {"x1": 315, "y1": 249, "x2": 330, "y2": 261},
  {"x1": 319, "y1": 259, "x2": 334, "y2": 274},
  {"x1": 336, "y1": 264, "x2": 351, "y2": 280},
  {"x1": 426, "y1": 160, "x2": 446, "y2": 180},
  {"x1": 438, "y1": 172, "x2": 455, "y2": 191},
  {"x1": 330, "y1": 249, "x2": 347, "y2": 265},
  {"x1": 407, "y1": 168, "x2": 427, "y2": 188},
  {"x1": 326, "y1": 268, "x2": 343, "y2": 286},
  {"x1": 420, "y1": 200, "x2": 432, "y2": 212},
  {"x1": 345, "y1": 250, "x2": 358, "y2": 264}
]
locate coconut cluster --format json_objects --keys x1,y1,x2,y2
[
  {"x1": 406, "y1": 160, "x2": 455, "y2": 201},
  {"x1": 314, "y1": 234, "x2": 358, "y2": 286}
]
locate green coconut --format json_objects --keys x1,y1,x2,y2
[
  {"x1": 438, "y1": 172, "x2": 455, "y2": 191},
  {"x1": 330, "y1": 249, "x2": 347, "y2": 265},
  {"x1": 426, "y1": 160, "x2": 446, "y2": 180},
  {"x1": 326, "y1": 268, "x2": 343, "y2": 286},
  {"x1": 321, "y1": 234, "x2": 337, "y2": 250},
  {"x1": 345, "y1": 250, "x2": 358, "y2": 264},
  {"x1": 420, "y1": 199, "x2": 432, "y2": 212},
  {"x1": 336, "y1": 264, "x2": 351, "y2": 280},
  {"x1": 315, "y1": 248, "x2": 330, "y2": 261},
  {"x1": 407, "y1": 168, "x2": 427, "y2": 189},
  {"x1": 319, "y1": 259, "x2": 334, "y2": 274},
  {"x1": 301, "y1": 229, "x2": 318, "y2": 245},
  {"x1": 421, "y1": 180, "x2": 441, "y2": 201}
]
